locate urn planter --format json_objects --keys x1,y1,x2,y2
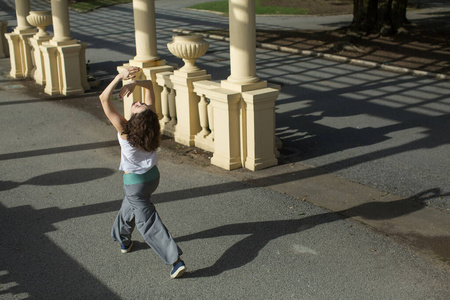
[
  {"x1": 26, "y1": 11, "x2": 52, "y2": 37},
  {"x1": 167, "y1": 34, "x2": 209, "y2": 72}
]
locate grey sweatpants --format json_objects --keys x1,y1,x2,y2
[{"x1": 111, "y1": 177, "x2": 182, "y2": 265}]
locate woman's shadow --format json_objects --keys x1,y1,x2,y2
[{"x1": 176, "y1": 188, "x2": 447, "y2": 278}]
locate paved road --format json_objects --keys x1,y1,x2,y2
[
  {"x1": 0, "y1": 1, "x2": 449, "y2": 299},
  {"x1": 0, "y1": 57, "x2": 448, "y2": 298}
]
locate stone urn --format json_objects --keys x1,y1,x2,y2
[
  {"x1": 26, "y1": 11, "x2": 52, "y2": 37},
  {"x1": 167, "y1": 34, "x2": 209, "y2": 72}
]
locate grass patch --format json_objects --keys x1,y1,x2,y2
[
  {"x1": 188, "y1": 0, "x2": 308, "y2": 15},
  {"x1": 68, "y1": 0, "x2": 132, "y2": 12}
]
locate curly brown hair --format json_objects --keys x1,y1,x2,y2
[{"x1": 122, "y1": 109, "x2": 161, "y2": 152}]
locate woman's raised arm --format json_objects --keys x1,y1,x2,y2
[
  {"x1": 99, "y1": 66, "x2": 140, "y2": 132},
  {"x1": 119, "y1": 79, "x2": 156, "y2": 113}
]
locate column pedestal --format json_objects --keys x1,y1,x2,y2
[
  {"x1": 5, "y1": 28, "x2": 36, "y2": 78},
  {"x1": 40, "y1": 40, "x2": 86, "y2": 95},
  {"x1": 241, "y1": 87, "x2": 280, "y2": 171},
  {"x1": 58, "y1": 43, "x2": 84, "y2": 95},
  {"x1": 220, "y1": 80, "x2": 280, "y2": 171},
  {"x1": 40, "y1": 43, "x2": 59, "y2": 95},
  {"x1": 208, "y1": 86, "x2": 242, "y2": 170}
]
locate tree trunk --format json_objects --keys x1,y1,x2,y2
[{"x1": 351, "y1": 0, "x2": 409, "y2": 35}]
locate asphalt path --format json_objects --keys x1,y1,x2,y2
[
  {"x1": 0, "y1": 61, "x2": 448, "y2": 298},
  {"x1": 0, "y1": 1, "x2": 449, "y2": 299}
]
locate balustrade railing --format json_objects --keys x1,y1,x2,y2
[
  {"x1": 194, "y1": 93, "x2": 215, "y2": 152},
  {"x1": 144, "y1": 33, "x2": 279, "y2": 171},
  {"x1": 154, "y1": 72, "x2": 216, "y2": 153}
]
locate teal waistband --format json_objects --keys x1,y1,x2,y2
[{"x1": 123, "y1": 166, "x2": 160, "y2": 185}]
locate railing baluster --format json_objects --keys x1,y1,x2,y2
[
  {"x1": 168, "y1": 87, "x2": 177, "y2": 125},
  {"x1": 160, "y1": 85, "x2": 170, "y2": 123},
  {"x1": 198, "y1": 94, "x2": 211, "y2": 137},
  {"x1": 207, "y1": 98, "x2": 214, "y2": 140}
]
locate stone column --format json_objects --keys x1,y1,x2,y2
[
  {"x1": 15, "y1": 0, "x2": 33, "y2": 31},
  {"x1": 50, "y1": 0, "x2": 75, "y2": 45},
  {"x1": 119, "y1": 0, "x2": 169, "y2": 117},
  {"x1": 5, "y1": 0, "x2": 36, "y2": 78},
  {"x1": 221, "y1": 0, "x2": 279, "y2": 171},
  {"x1": 132, "y1": 0, "x2": 159, "y2": 64},
  {"x1": 226, "y1": 0, "x2": 259, "y2": 85},
  {"x1": 127, "y1": 0, "x2": 173, "y2": 118}
]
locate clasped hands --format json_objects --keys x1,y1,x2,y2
[{"x1": 118, "y1": 66, "x2": 140, "y2": 98}]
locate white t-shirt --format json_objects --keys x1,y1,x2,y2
[{"x1": 118, "y1": 132, "x2": 157, "y2": 174}]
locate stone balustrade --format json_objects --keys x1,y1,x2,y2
[
  {"x1": 150, "y1": 34, "x2": 280, "y2": 171},
  {"x1": 148, "y1": 29, "x2": 280, "y2": 171},
  {"x1": 153, "y1": 71, "x2": 281, "y2": 171}
]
